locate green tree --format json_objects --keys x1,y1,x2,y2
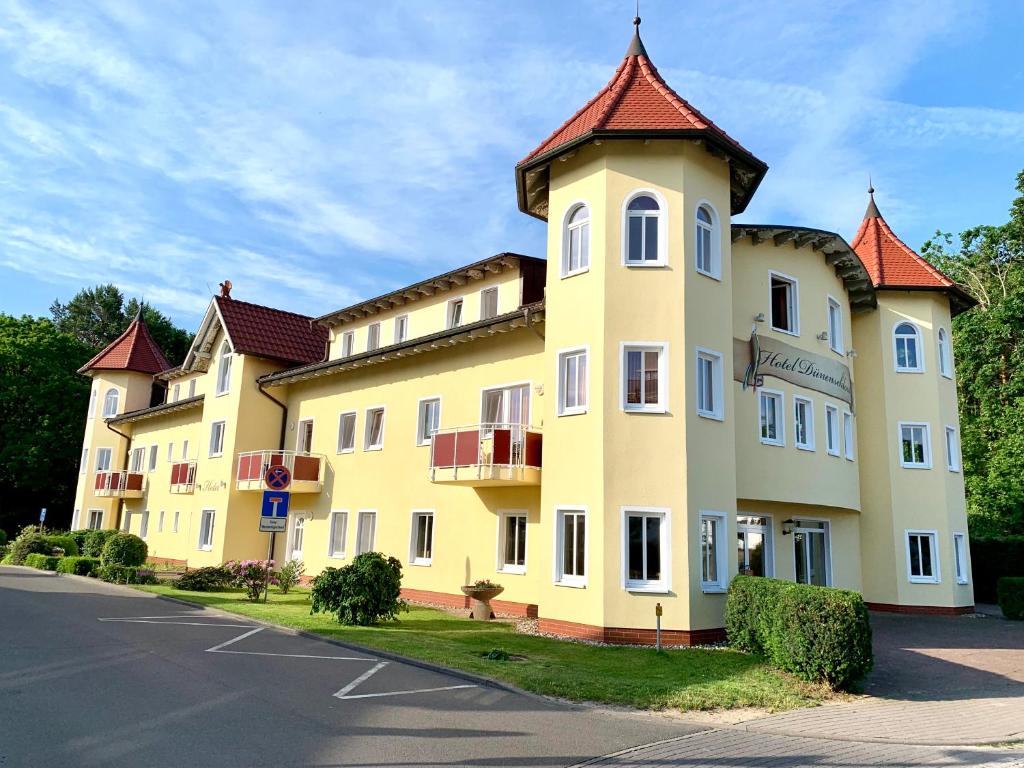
[
  {"x1": 0, "y1": 316, "x2": 93, "y2": 532},
  {"x1": 922, "y1": 170, "x2": 1024, "y2": 536},
  {"x1": 50, "y1": 284, "x2": 193, "y2": 365}
]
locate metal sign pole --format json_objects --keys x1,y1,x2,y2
[
  {"x1": 264, "y1": 531, "x2": 275, "y2": 604},
  {"x1": 655, "y1": 602, "x2": 662, "y2": 652}
]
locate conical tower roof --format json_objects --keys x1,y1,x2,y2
[
  {"x1": 77, "y1": 311, "x2": 172, "y2": 375},
  {"x1": 516, "y1": 17, "x2": 767, "y2": 218}
]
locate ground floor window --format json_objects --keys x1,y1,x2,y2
[
  {"x1": 759, "y1": 390, "x2": 784, "y2": 445},
  {"x1": 410, "y1": 511, "x2": 434, "y2": 566},
  {"x1": 356, "y1": 510, "x2": 376, "y2": 554},
  {"x1": 121, "y1": 512, "x2": 131, "y2": 532},
  {"x1": 140, "y1": 510, "x2": 149, "y2": 539},
  {"x1": 953, "y1": 533, "x2": 968, "y2": 584},
  {"x1": 623, "y1": 507, "x2": 669, "y2": 591},
  {"x1": 907, "y1": 530, "x2": 939, "y2": 583},
  {"x1": 794, "y1": 520, "x2": 830, "y2": 586},
  {"x1": 329, "y1": 511, "x2": 348, "y2": 558},
  {"x1": 289, "y1": 516, "x2": 306, "y2": 560},
  {"x1": 88, "y1": 509, "x2": 103, "y2": 529},
  {"x1": 499, "y1": 511, "x2": 527, "y2": 573},
  {"x1": 173, "y1": 510, "x2": 180, "y2": 533},
  {"x1": 158, "y1": 510, "x2": 165, "y2": 533},
  {"x1": 198, "y1": 509, "x2": 215, "y2": 551},
  {"x1": 555, "y1": 508, "x2": 586, "y2": 586},
  {"x1": 737, "y1": 515, "x2": 772, "y2": 577},
  {"x1": 71, "y1": 509, "x2": 81, "y2": 530},
  {"x1": 700, "y1": 512, "x2": 727, "y2": 592}
]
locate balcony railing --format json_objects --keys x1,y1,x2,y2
[
  {"x1": 169, "y1": 461, "x2": 196, "y2": 494},
  {"x1": 235, "y1": 450, "x2": 325, "y2": 493},
  {"x1": 429, "y1": 423, "x2": 542, "y2": 486},
  {"x1": 94, "y1": 470, "x2": 145, "y2": 498}
]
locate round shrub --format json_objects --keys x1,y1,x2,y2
[
  {"x1": 997, "y1": 576, "x2": 1024, "y2": 620},
  {"x1": 101, "y1": 533, "x2": 148, "y2": 567},
  {"x1": 45, "y1": 535, "x2": 79, "y2": 557},
  {"x1": 68, "y1": 530, "x2": 90, "y2": 553},
  {"x1": 7, "y1": 532, "x2": 50, "y2": 565},
  {"x1": 311, "y1": 552, "x2": 407, "y2": 626},
  {"x1": 83, "y1": 529, "x2": 118, "y2": 557}
]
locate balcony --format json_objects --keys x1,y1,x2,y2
[
  {"x1": 94, "y1": 471, "x2": 145, "y2": 499},
  {"x1": 169, "y1": 461, "x2": 196, "y2": 494},
  {"x1": 236, "y1": 450, "x2": 325, "y2": 493},
  {"x1": 429, "y1": 424, "x2": 542, "y2": 486}
]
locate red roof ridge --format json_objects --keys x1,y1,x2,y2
[
  {"x1": 215, "y1": 294, "x2": 317, "y2": 322},
  {"x1": 78, "y1": 312, "x2": 172, "y2": 376}
]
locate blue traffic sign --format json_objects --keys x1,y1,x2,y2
[
  {"x1": 260, "y1": 491, "x2": 290, "y2": 532},
  {"x1": 39, "y1": 508, "x2": 47, "y2": 523}
]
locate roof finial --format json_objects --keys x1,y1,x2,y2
[
  {"x1": 627, "y1": 3, "x2": 647, "y2": 57},
  {"x1": 868, "y1": 175, "x2": 874, "y2": 196},
  {"x1": 219, "y1": 279, "x2": 233, "y2": 298},
  {"x1": 864, "y1": 176, "x2": 881, "y2": 219}
]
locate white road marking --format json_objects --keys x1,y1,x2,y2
[
  {"x1": 336, "y1": 684, "x2": 478, "y2": 700},
  {"x1": 204, "y1": 626, "x2": 266, "y2": 652},
  {"x1": 333, "y1": 661, "x2": 389, "y2": 698},
  {"x1": 98, "y1": 619, "x2": 253, "y2": 628},
  {"x1": 210, "y1": 649, "x2": 373, "y2": 661},
  {"x1": 96, "y1": 613, "x2": 207, "y2": 620}
]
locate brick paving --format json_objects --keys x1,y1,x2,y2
[{"x1": 575, "y1": 729, "x2": 1024, "y2": 767}]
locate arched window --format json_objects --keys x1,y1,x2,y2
[
  {"x1": 624, "y1": 194, "x2": 662, "y2": 265},
  {"x1": 216, "y1": 341, "x2": 233, "y2": 395},
  {"x1": 894, "y1": 322, "x2": 923, "y2": 372},
  {"x1": 938, "y1": 328, "x2": 952, "y2": 378},
  {"x1": 695, "y1": 204, "x2": 719, "y2": 278},
  {"x1": 563, "y1": 204, "x2": 590, "y2": 276},
  {"x1": 102, "y1": 388, "x2": 119, "y2": 417}
]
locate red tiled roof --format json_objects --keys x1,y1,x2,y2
[
  {"x1": 78, "y1": 313, "x2": 172, "y2": 375},
  {"x1": 215, "y1": 296, "x2": 327, "y2": 365}
]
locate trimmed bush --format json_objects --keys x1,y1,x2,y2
[
  {"x1": 970, "y1": 536, "x2": 1024, "y2": 603},
  {"x1": 997, "y1": 577, "x2": 1024, "y2": 620},
  {"x1": 7, "y1": 532, "x2": 51, "y2": 565},
  {"x1": 68, "y1": 530, "x2": 90, "y2": 553},
  {"x1": 0, "y1": 529, "x2": 7, "y2": 546},
  {"x1": 45, "y1": 535, "x2": 79, "y2": 557},
  {"x1": 83, "y1": 529, "x2": 118, "y2": 558},
  {"x1": 101, "y1": 533, "x2": 147, "y2": 567},
  {"x1": 310, "y1": 552, "x2": 407, "y2": 626},
  {"x1": 726, "y1": 576, "x2": 873, "y2": 690},
  {"x1": 98, "y1": 564, "x2": 157, "y2": 585},
  {"x1": 24, "y1": 553, "x2": 61, "y2": 571},
  {"x1": 57, "y1": 556, "x2": 101, "y2": 576},
  {"x1": 173, "y1": 566, "x2": 234, "y2": 592}
]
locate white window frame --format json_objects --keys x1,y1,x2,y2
[
  {"x1": 140, "y1": 510, "x2": 150, "y2": 540},
  {"x1": 366, "y1": 322, "x2": 381, "y2": 351},
  {"x1": 416, "y1": 397, "x2": 441, "y2": 446},
  {"x1": 148, "y1": 444, "x2": 158, "y2": 472},
  {"x1": 215, "y1": 341, "x2": 232, "y2": 396},
  {"x1": 337, "y1": 410, "x2": 357, "y2": 454},
  {"x1": 899, "y1": 421, "x2": 932, "y2": 469},
  {"x1": 129, "y1": 446, "x2": 146, "y2": 473},
  {"x1": 88, "y1": 509, "x2": 103, "y2": 529},
  {"x1": 621, "y1": 506, "x2": 671, "y2": 593},
  {"x1": 158, "y1": 510, "x2": 165, "y2": 533},
  {"x1": 363, "y1": 406, "x2": 385, "y2": 451},
  {"x1": 945, "y1": 425, "x2": 960, "y2": 472},
  {"x1": 341, "y1": 330, "x2": 355, "y2": 357},
  {"x1": 825, "y1": 404, "x2": 840, "y2": 456},
  {"x1": 296, "y1": 418, "x2": 314, "y2": 454},
  {"x1": 694, "y1": 200, "x2": 721, "y2": 280},
  {"x1": 938, "y1": 328, "x2": 953, "y2": 378},
  {"x1": 172, "y1": 383, "x2": 180, "y2": 402},
  {"x1": 843, "y1": 411, "x2": 854, "y2": 461},
  {"x1": 953, "y1": 532, "x2": 969, "y2": 585},
  {"x1": 700, "y1": 511, "x2": 728, "y2": 593},
  {"x1": 758, "y1": 389, "x2": 785, "y2": 446},
  {"x1": 167, "y1": 442, "x2": 174, "y2": 461},
  {"x1": 80, "y1": 447, "x2": 89, "y2": 475},
  {"x1": 355, "y1": 510, "x2": 376, "y2": 554},
  {"x1": 620, "y1": 342, "x2": 669, "y2": 413},
  {"x1": 553, "y1": 506, "x2": 587, "y2": 588},
  {"x1": 394, "y1": 314, "x2": 409, "y2": 344},
  {"x1": 794, "y1": 396, "x2": 814, "y2": 451},
  {"x1": 197, "y1": 509, "x2": 215, "y2": 551},
  {"x1": 172, "y1": 510, "x2": 180, "y2": 533},
  {"x1": 827, "y1": 295, "x2": 844, "y2": 354},
  {"x1": 102, "y1": 388, "x2": 120, "y2": 417},
  {"x1": 71, "y1": 508, "x2": 81, "y2": 530},
  {"x1": 793, "y1": 518, "x2": 833, "y2": 586},
  {"x1": 188, "y1": 378, "x2": 196, "y2": 398},
  {"x1": 497, "y1": 509, "x2": 528, "y2": 575},
  {"x1": 736, "y1": 513, "x2": 775, "y2": 577},
  {"x1": 905, "y1": 529, "x2": 940, "y2": 584},
  {"x1": 562, "y1": 201, "x2": 591, "y2": 278},
  {"x1": 409, "y1": 509, "x2": 435, "y2": 567},
  {"x1": 88, "y1": 388, "x2": 97, "y2": 419},
  {"x1": 621, "y1": 188, "x2": 668, "y2": 267},
  {"x1": 328, "y1": 510, "x2": 348, "y2": 559},
  {"x1": 95, "y1": 447, "x2": 112, "y2": 472},
  {"x1": 446, "y1": 297, "x2": 464, "y2": 329},
  {"x1": 182, "y1": 439, "x2": 190, "y2": 459},
  {"x1": 695, "y1": 347, "x2": 724, "y2": 421},
  {"x1": 557, "y1": 346, "x2": 589, "y2": 416},
  {"x1": 480, "y1": 287, "x2": 499, "y2": 321},
  {"x1": 208, "y1": 420, "x2": 226, "y2": 457},
  {"x1": 768, "y1": 270, "x2": 800, "y2": 336},
  {"x1": 893, "y1": 322, "x2": 924, "y2": 373}
]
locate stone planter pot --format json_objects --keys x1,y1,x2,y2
[{"x1": 461, "y1": 585, "x2": 504, "y2": 621}]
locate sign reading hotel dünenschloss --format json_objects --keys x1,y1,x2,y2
[{"x1": 733, "y1": 333, "x2": 853, "y2": 408}]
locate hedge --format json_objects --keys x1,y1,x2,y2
[
  {"x1": 0, "y1": 529, "x2": 7, "y2": 546},
  {"x1": 57, "y1": 556, "x2": 102, "y2": 576},
  {"x1": 726, "y1": 575, "x2": 873, "y2": 690},
  {"x1": 970, "y1": 536, "x2": 1024, "y2": 603},
  {"x1": 997, "y1": 577, "x2": 1024, "y2": 620},
  {"x1": 101, "y1": 533, "x2": 147, "y2": 567},
  {"x1": 45, "y1": 535, "x2": 79, "y2": 557},
  {"x1": 6, "y1": 533, "x2": 51, "y2": 564},
  {"x1": 83, "y1": 529, "x2": 119, "y2": 558},
  {"x1": 173, "y1": 566, "x2": 234, "y2": 591},
  {"x1": 24, "y1": 553, "x2": 62, "y2": 571},
  {"x1": 97, "y1": 564, "x2": 157, "y2": 585}
]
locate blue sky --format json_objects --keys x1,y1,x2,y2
[{"x1": 1, "y1": 0, "x2": 1022, "y2": 329}]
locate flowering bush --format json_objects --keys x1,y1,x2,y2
[
  {"x1": 227, "y1": 559, "x2": 278, "y2": 602},
  {"x1": 470, "y1": 579, "x2": 501, "y2": 590},
  {"x1": 277, "y1": 559, "x2": 305, "y2": 594}
]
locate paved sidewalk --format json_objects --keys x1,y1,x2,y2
[{"x1": 577, "y1": 729, "x2": 1024, "y2": 767}]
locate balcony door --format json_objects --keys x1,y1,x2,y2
[
  {"x1": 794, "y1": 520, "x2": 830, "y2": 586},
  {"x1": 288, "y1": 514, "x2": 306, "y2": 561},
  {"x1": 481, "y1": 384, "x2": 530, "y2": 461}
]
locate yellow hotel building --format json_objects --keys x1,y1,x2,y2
[{"x1": 72, "y1": 21, "x2": 977, "y2": 644}]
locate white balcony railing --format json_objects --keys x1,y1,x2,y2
[
  {"x1": 428, "y1": 423, "x2": 542, "y2": 486},
  {"x1": 169, "y1": 461, "x2": 196, "y2": 494},
  {"x1": 94, "y1": 470, "x2": 145, "y2": 498},
  {"x1": 235, "y1": 450, "x2": 325, "y2": 493}
]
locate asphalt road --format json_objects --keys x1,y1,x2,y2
[{"x1": 0, "y1": 566, "x2": 691, "y2": 767}]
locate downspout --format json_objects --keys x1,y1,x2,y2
[
  {"x1": 105, "y1": 420, "x2": 132, "y2": 531},
  {"x1": 258, "y1": 380, "x2": 288, "y2": 451},
  {"x1": 525, "y1": 305, "x2": 545, "y2": 341}
]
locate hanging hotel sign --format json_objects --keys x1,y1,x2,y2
[{"x1": 733, "y1": 332, "x2": 854, "y2": 408}]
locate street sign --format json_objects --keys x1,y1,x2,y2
[
  {"x1": 39, "y1": 508, "x2": 47, "y2": 523},
  {"x1": 259, "y1": 490, "x2": 290, "y2": 532},
  {"x1": 265, "y1": 464, "x2": 291, "y2": 491}
]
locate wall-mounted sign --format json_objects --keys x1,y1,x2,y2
[
  {"x1": 198, "y1": 479, "x2": 228, "y2": 493},
  {"x1": 733, "y1": 333, "x2": 854, "y2": 408}
]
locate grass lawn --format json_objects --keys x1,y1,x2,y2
[{"x1": 135, "y1": 585, "x2": 831, "y2": 712}]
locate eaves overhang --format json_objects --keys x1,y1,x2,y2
[{"x1": 107, "y1": 395, "x2": 204, "y2": 425}]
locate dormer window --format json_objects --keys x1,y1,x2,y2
[
  {"x1": 446, "y1": 298, "x2": 463, "y2": 329},
  {"x1": 695, "y1": 204, "x2": 719, "y2": 278},
  {"x1": 102, "y1": 388, "x2": 119, "y2": 417},
  {"x1": 894, "y1": 322, "x2": 923, "y2": 372},
  {"x1": 480, "y1": 288, "x2": 498, "y2": 321},
  {"x1": 215, "y1": 341, "x2": 232, "y2": 395},
  {"x1": 563, "y1": 204, "x2": 590, "y2": 276},
  {"x1": 367, "y1": 322, "x2": 380, "y2": 351},
  {"x1": 624, "y1": 193, "x2": 663, "y2": 266}
]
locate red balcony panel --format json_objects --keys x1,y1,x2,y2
[
  {"x1": 492, "y1": 428, "x2": 512, "y2": 464},
  {"x1": 454, "y1": 429, "x2": 480, "y2": 466},
  {"x1": 525, "y1": 431, "x2": 543, "y2": 468},
  {"x1": 94, "y1": 472, "x2": 107, "y2": 490},
  {"x1": 125, "y1": 473, "x2": 144, "y2": 491},
  {"x1": 293, "y1": 455, "x2": 321, "y2": 482},
  {"x1": 431, "y1": 432, "x2": 456, "y2": 468},
  {"x1": 238, "y1": 453, "x2": 260, "y2": 482}
]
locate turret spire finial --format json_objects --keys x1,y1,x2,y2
[
  {"x1": 627, "y1": 3, "x2": 647, "y2": 57},
  {"x1": 864, "y1": 176, "x2": 881, "y2": 219}
]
